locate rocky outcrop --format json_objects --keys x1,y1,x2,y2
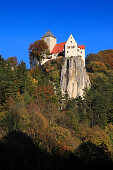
[{"x1": 60, "y1": 56, "x2": 90, "y2": 98}]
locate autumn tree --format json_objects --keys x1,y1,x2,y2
[
  {"x1": 86, "y1": 50, "x2": 113, "y2": 71},
  {"x1": 6, "y1": 56, "x2": 18, "y2": 68},
  {"x1": 98, "y1": 50, "x2": 113, "y2": 70},
  {"x1": 29, "y1": 65, "x2": 49, "y2": 85},
  {"x1": 29, "y1": 39, "x2": 50, "y2": 65},
  {"x1": 4, "y1": 101, "x2": 30, "y2": 132}
]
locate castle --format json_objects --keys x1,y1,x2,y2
[{"x1": 30, "y1": 30, "x2": 85, "y2": 68}]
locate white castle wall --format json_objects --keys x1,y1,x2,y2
[{"x1": 77, "y1": 48, "x2": 85, "y2": 66}]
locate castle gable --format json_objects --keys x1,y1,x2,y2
[
  {"x1": 65, "y1": 34, "x2": 78, "y2": 58},
  {"x1": 66, "y1": 34, "x2": 77, "y2": 46}
]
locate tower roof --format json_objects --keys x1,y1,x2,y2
[{"x1": 42, "y1": 30, "x2": 56, "y2": 38}]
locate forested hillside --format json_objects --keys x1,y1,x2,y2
[{"x1": 0, "y1": 50, "x2": 113, "y2": 170}]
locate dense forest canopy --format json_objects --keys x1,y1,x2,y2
[{"x1": 0, "y1": 49, "x2": 113, "y2": 169}]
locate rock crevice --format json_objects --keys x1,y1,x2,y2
[{"x1": 60, "y1": 56, "x2": 90, "y2": 98}]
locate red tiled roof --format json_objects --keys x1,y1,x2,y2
[
  {"x1": 51, "y1": 43, "x2": 85, "y2": 54},
  {"x1": 51, "y1": 42, "x2": 66, "y2": 54},
  {"x1": 78, "y1": 45, "x2": 85, "y2": 49}
]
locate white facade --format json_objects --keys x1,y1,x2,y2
[
  {"x1": 65, "y1": 34, "x2": 85, "y2": 66},
  {"x1": 65, "y1": 34, "x2": 78, "y2": 58}
]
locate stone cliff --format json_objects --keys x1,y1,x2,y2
[{"x1": 60, "y1": 56, "x2": 90, "y2": 98}]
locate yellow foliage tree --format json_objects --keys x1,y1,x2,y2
[{"x1": 78, "y1": 123, "x2": 112, "y2": 152}]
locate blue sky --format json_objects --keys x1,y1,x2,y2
[{"x1": 0, "y1": 0, "x2": 113, "y2": 68}]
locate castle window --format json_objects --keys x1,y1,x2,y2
[
  {"x1": 81, "y1": 51, "x2": 82, "y2": 53},
  {"x1": 71, "y1": 46, "x2": 75, "y2": 48},
  {"x1": 67, "y1": 46, "x2": 70, "y2": 49},
  {"x1": 67, "y1": 51, "x2": 69, "y2": 53},
  {"x1": 70, "y1": 41, "x2": 72, "y2": 43}
]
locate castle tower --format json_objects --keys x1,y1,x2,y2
[{"x1": 42, "y1": 30, "x2": 57, "y2": 53}]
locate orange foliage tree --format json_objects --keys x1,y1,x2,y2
[
  {"x1": 6, "y1": 56, "x2": 18, "y2": 67},
  {"x1": 86, "y1": 50, "x2": 113, "y2": 72},
  {"x1": 29, "y1": 39, "x2": 50, "y2": 65},
  {"x1": 97, "y1": 50, "x2": 113, "y2": 70}
]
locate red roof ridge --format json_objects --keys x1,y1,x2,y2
[{"x1": 78, "y1": 45, "x2": 85, "y2": 49}]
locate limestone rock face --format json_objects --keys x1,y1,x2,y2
[{"x1": 60, "y1": 56, "x2": 90, "y2": 98}]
